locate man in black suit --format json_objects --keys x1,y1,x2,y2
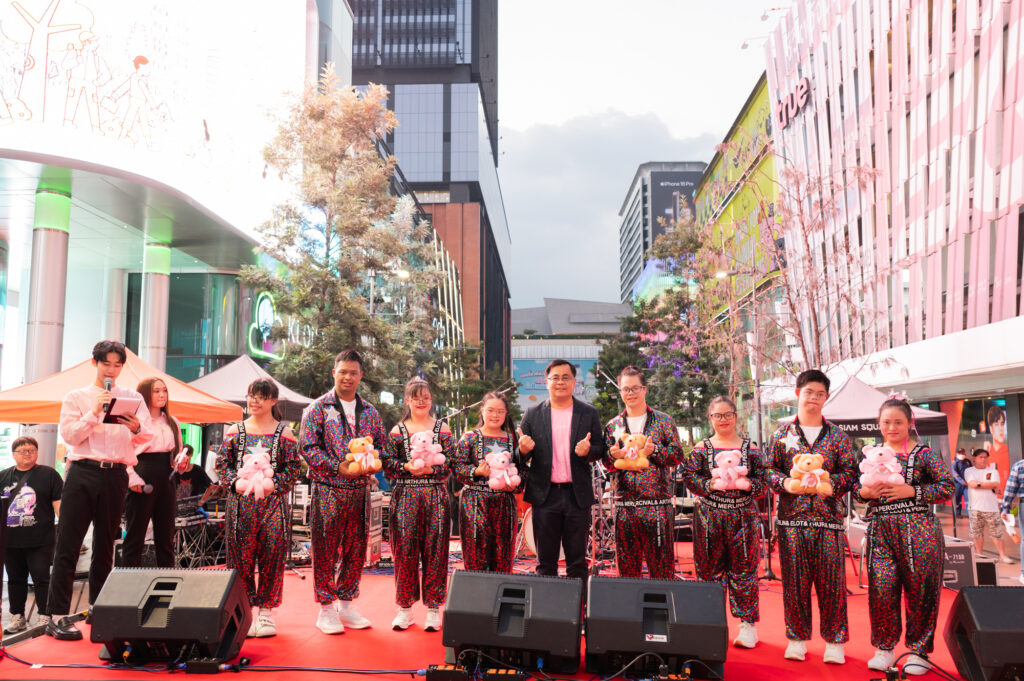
[{"x1": 518, "y1": 359, "x2": 606, "y2": 581}]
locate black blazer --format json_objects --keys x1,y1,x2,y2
[{"x1": 519, "y1": 397, "x2": 606, "y2": 508}]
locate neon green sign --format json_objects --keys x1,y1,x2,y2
[{"x1": 248, "y1": 291, "x2": 286, "y2": 360}]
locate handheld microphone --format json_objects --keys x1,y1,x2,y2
[
  {"x1": 143, "y1": 484, "x2": 154, "y2": 494},
  {"x1": 103, "y1": 378, "x2": 112, "y2": 392}
]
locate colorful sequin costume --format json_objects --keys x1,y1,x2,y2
[
  {"x1": 216, "y1": 423, "x2": 301, "y2": 609},
  {"x1": 300, "y1": 392, "x2": 388, "y2": 604},
  {"x1": 680, "y1": 438, "x2": 765, "y2": 622},
  {"x1": 382, "y1": 421, "x2": 454, "y2": 608},
  {"x1": 453, "y1": 429, "x2": 523, "y2": 572},
  {"x1": 602, "y1": 408, "x2": 684, "y2": 579},
  {"x1": 765, "y1": 419, "x2": 857, "y2": 643},
  {"x1": 854, "y1": 444, "x2": 954, "y2": 654}
]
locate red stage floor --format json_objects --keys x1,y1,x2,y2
[{"x1": 0, "y1": 544, "x2": 968, "y2": 681}]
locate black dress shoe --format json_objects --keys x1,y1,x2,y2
[{"x1": 45, "y1": 617, "x2": 83, "y2": 641}]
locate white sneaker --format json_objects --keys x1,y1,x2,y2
[
  {"x1": 251, "y1": 608, "x2": 276, "y2": 637},
  {"x1": 424, "y1": 607, "x2": 442, "y2": 632},
  {"x1": 316, "y1": 603, "x2": 345, "y2": 634},
  {"x1": 392, "y1": 607, "x2": 414, "y2": 630},
  {"x1": 7, "y1": 614, "x2": 27, "y2": 633},
  {"x1": 903, "y1": 654, "x2": 931, "y2": 676},
  {"x1": 733, "y1": 621, "x2": 758, "y2": 648},
  {"x1": 247, "y1": 608, "x2": 259, "y2": 637},
  {"x1": 337, "y1": 601, "x2": 371, "y2": 629},
  {"x1": 784, "y1": 640, "x2": 807, "y2": 661},
  {"x1": 37, "y1": 614, "x2": 51, "y2": 627},
  {"x1": 867, "y1": 649, "x2": 896, "y2": 671},
  {"x1": 823, "y1": 642, "x2": 846, "y2": 665}
]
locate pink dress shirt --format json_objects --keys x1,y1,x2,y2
[
  {"x1": 137, "y1": 414, "x2": 178, "y2": 454},
  {"x1": 550, "y1": 405, "x2": 573, "y2": 483},
  {"x1": 60, "y1": 384, "x2": 153, "y2": 466}
]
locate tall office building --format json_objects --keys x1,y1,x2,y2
[
  {"x1": 352, "y1": 0, "x2": 511, "y2": 370},
  {"x1": 618, "y1": 161, "x2": 706, "y2": 303}
]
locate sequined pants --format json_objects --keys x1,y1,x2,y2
[
  {"x1": 777, "y1": 524, "x2": 849, "y2": 642},
  {"x1": 311, "y1": 482, "x2": 368, "y2": 603},
  {"x1": 459, "y1": 487, "x2": 517, "y2": 572},
  {"x1": 390, "y1": 483, "x2": 451, "y2": 607},
  {"x1": 867, "y1": 513, "x2": 944, "y2": 653},
  {"x1": 693, "y1": 503, "x2": 760, "y2": 621},
  {"x1": 226, "y1": 492, "x2": 288, "y2": 609},
  {"x1": 615, "y1": 501, "x2": 676, "y2": 580}
]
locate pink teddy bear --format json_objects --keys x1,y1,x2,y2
[
  {"x1": 406, "y1": 430, "x2": 446, "y2": 472},
  {"x1": 859, "y1": 445, "x2": 904, "y2": 487},
  {"x1": 235, "y1": 451, "x2": 275, "y2": 499},
  {"x1": 710, "y1": 450, "x2": 751, "y2": 491},
  {"x1": 485, "y1": 450, "x2": 521, "y2": 491}
]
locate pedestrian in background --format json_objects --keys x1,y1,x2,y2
[
  {"x1": 965, "y1": 449, "x2": 1011, "y2": 563},
  {"x1": 951, "y1": 448, "x2": 971, "y2": 518},
  {"x1": 1000, "y1": 457, "x2": 1024, "y2": 583}
]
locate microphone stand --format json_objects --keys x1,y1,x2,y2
[
  {"x1": 589, "y1": 462, "x2": 613, "y2": 576},
  {"x1": 760, "y1": 491, "x2": 780, "y2": 581}
]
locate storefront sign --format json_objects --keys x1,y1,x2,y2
[{"x1": 776, "y1": 77, "x2": 812, "y2": 130}]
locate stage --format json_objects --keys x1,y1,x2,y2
[{"x1": 0, "y1": 541, "x2": 973, "y2": 681}]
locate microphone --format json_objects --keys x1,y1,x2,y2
[
  {"x1": 103, "y1": 378, "x2": 112, "y2": 392},
  {"x1": 143, "y1": 484, "x2": 154, "y2": 494}
]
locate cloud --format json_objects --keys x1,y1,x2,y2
[{"x1": 500, "y1": 110, "x2": 716, "y2": 308}]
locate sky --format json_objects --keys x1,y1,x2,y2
[{"x1": 497, "y1": 0, "x2": 784, "y2": 308}]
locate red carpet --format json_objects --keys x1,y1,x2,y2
[{"x1": 0, "y1": 544, "x2": 967, "y2": 680}]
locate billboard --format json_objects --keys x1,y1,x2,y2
[
  {"x1": 0, "y1": 0, "x2": 308, "y2": 232},
  {"x1": 513, "y1": 358, "x2": 599, "y2": 413},
  {"x1": 649, "y1": 170, "x2": 702, "y2": 241}
]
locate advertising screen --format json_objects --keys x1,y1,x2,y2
[
  {"x1": 0, "y1": 0, "x2": 308, "y2": 232},
  {"x1": 513, "y1": 358, "x2": 599, "y2": 413},
  {"x1": 649, "y1": 170, "x2": 702, "y2": 241}
]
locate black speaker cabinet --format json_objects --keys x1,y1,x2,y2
[
  {"x1": 442, "y1": 570, "x2": 582, "y2": 674},
  {"x1": 944, "y1": 586, "x2": 1024, "y2": 681},
  {"x1": 585, "y1": 576, "x2": 728, "y2": 680},
  {"x1": 91, "y1": 568, "x2": 251, "y2": 664}
]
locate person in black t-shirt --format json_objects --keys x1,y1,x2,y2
[
  {"x1": 172, "y1": 445, "x2": 212, "y2": 500},
  {"x1": 1, "y1": 436, "x2": 63, "y2": 633}
]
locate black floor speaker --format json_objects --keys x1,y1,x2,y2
[
  {"x1": 585, "y1": 576, "x2": 727, "y2": 680},
  {"x1": 442, "y1": 569, "x2": 582, "y2": 674},
  {"x1": 90, "y1": 568, "x2": 251, "y2": 664},
  {"x1": 944, "y1": 586, "x2": 1024, "y2": 681}
]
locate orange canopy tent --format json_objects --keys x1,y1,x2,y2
[{"x1": 0, "y1": 348, "x2": 243, "y2": 424}]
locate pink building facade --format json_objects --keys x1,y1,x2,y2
[{"x1": 764, "y1": 0, "x2": 1024, "y2": 463}]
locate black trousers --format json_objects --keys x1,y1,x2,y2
[
  {"x1": 47, "y1": 461, "x2": 128, "y2": 616},
  {"x1": 122, "y1": 452, "x2": 176, "y2": 567},
  {"x1": 531, "y1": 486, "x2": 591, "y2": 581},
  {"x1": 5, "y1": 539, "x2": 55, "y2": 615}
]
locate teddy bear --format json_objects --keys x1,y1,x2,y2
[
  {"x1": 344, "y1": 436, "x2": 382, "y2": 476},
  {"x1": 404, "y1": 430, "x2": 446, "y2": 472},
  {"x1": 235, "y1": 451, "x2": 275, "y2": 499},
  {"x1": 858, "y1": 445, "x2": 903, "y2": 487},
  {"x1": 485, "y1": 450, "x2": 522, "y2": 491},
  {"x1": 614, "y1": 432, "x2": 651, "y2": 471},
  {"x1": 710, "y1": 450, "x2": 751, "y2": 491},
  {"x1": 784, "y1": 452, "x2": 833, "y2": 496}
]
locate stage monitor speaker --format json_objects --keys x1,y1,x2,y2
[
  {"x1": 442, "y1": 570, "x2": 582, "y2": 674},
  {"x1": 91, "y1": 568, "x2": 251, "y2": 664},
  {"x1": 585, "y1": 576, "x2": 727, "y2": 680},
  {"x1": 944, "y1": 586, "x2": 1024, "y2": 681}
]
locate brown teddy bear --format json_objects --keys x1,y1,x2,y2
[
  {"x1": 344, "y1": 436, "x2": 382, "y2": 476},
  {"x1": 614, "y1": 432, "x2": 651, "y2": 471},
  {"x1": 784, "y1": 452, "x2": 833, "y2": 495}
]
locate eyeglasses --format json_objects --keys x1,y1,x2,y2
[
  {"x1": 619, "y1": 386, "x2": 646, "y2": 395},
  {"x1": 411, "y1": 398, "x2": 432, "y2": 405},
  {"x1": 483, "y1": 408, "x2": 507, "y2": 415},
  {"x1": 801, "y1": 390, "x2": 828, "y2": 400},
  {"x1": 246, "y1": 395, "x2": 269, "y2": 404},
  {"x1": 547, "y1": 375, "x2": 575, "y2": 383},
  {"x1": 13, "y1": 448, "x2": 37, "y2": 455},
  {"x1": 709, "y1": 412, "x2": 737, "y2": 422}
]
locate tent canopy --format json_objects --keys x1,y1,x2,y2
[
  {"x1": 0, "y1": 348, "x2": 242, "y2": 424},
  {"x1": 781, "y1": 376, "x2": 949, "y2": 438},
  {"x1": 188, "y1": 355, "x2": 313, "y2": 422}
]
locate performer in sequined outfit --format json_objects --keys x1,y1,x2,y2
[
  {"x1": 857, "y1": 395, "x2": 954, "y2": 677},
  {"x1": 765, "y1": 369, "x2": 857, "y2": 664},
  {"x1": 453, "y1": 391, "x2": 523, "y2": 572},
  {"x1": 216, "y1": 379, "x2": 301, "y2": 638},
  {"x1": 300, "y1": 349, "x2": 387, "y2": 634},
  {"x1": 382, "y1": 378, "x2": 454, "y2": 632},
  {"x1": 603, "y1": 366, "x2": 683, "y2": 580},
  {"x1": 680, "y1": 395, "x2": 764, "y2": 648}
]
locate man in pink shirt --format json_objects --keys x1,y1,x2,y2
[
  {"x1": 518, "y1": 359, "x2": 605, "y2": 584},
  {"x1": 45, "y1": 340, "x2": 152, "y2": 641}
]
